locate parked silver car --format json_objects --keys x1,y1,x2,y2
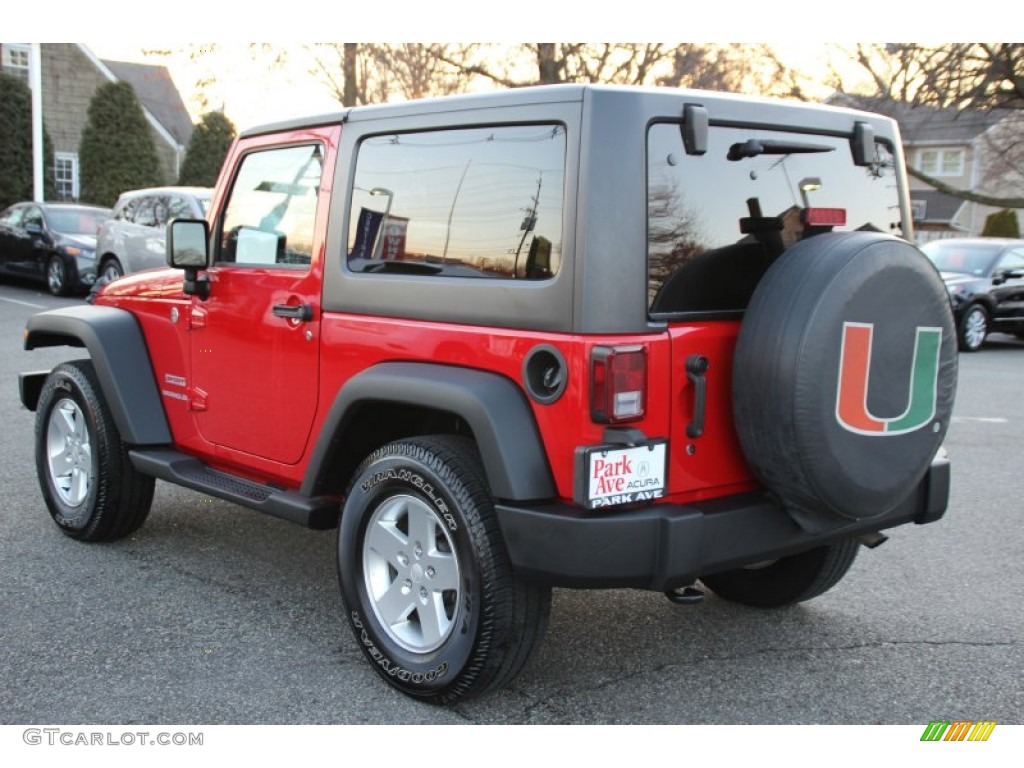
[{"x1": 96, "y1": 187, "x2": 212, "y2": 281}]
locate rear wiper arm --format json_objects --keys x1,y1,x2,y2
[{"x1": 728, "y1": 139, "x2": 834, "y2": 161}]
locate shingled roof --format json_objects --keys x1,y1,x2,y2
[
  {"x1": 910, "y1": 189, "x2": 965, "y2": 224},
  {"x1": 831, "y1": 94, "x2": 1008, "y2": 145},
  {"x1": 102, "y1": 59, "x2": 194, "y2": 147}
]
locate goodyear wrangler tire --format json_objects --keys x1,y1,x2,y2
[
  {"x1": 337, "y1": 436, "x2": 551, "y2": 703},
  {"x1": 35, "y1": 360, "x2": 155, "y2": 541},
  {"x1": 732, "y1": 232, "x2": 957, "y2": 532}
]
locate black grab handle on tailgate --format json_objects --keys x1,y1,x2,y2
[{"x1": 686, "y1": 354, "x2": 709, "y2": 439}]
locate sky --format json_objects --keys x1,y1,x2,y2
[
  {"x1": 15, "y1": 0, "x2": 998, "y2": 130},
  {"x1": 87, "y1": 43, "x2": 343, "y2": 130},
  {"x1": 83, "y1": 41, "x2": 840, "y2": 131}
]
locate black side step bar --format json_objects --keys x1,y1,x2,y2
[{"x1": 129, "y1": 448, "x2": 340, "y2": 530}]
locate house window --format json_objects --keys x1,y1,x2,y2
[
  {"x1": 54, "y1": 153, "x2": 79, "y2": 201},
  {"x1": 2, "y1": 45, "x2": 31, "y2": 85},
  {"x1": 917, "y1": 149, "x2": 964, "y2": 177}
]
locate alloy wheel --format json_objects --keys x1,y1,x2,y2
[
  {"x1": 45, "y1": 398, "x2": 93, "y2": 509},
  {"x1": 362, "y1": 494, "x2": 461, "y2": 653}
]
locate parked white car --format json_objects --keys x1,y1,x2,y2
[{"x1": 96, "y1": 186, "x2": 212, "y2": 281}]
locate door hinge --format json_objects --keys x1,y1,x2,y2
[
  {"x1": 188, "y1": 387, "x2": 208, "y2": 411},
  {"x1": 189, "y1": 307, "x2": 207, "y2": 329}
]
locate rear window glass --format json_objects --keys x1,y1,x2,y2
[
  {"x1": 647, "y1": 122, "x2": 903, "y2": 316},
  {"x1": 347, "y1": 124, "x2": 565, "y2": 280}
]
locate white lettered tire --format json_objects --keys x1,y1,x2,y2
[
  {"x1": 337, "y1": 436, "x2": 551, "y2": 703},
  {"x1": 35, "y1": 360, "x2": 155, "y2": 541}
]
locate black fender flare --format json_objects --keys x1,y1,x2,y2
[
  {"x1": 964, "y1": 293, "x2": 997, "y2": 317},
  {"x1": 301, "y1": 362, "x2": 556, "y2": 502},
  {"x1": 23, "y1": 305, "x2": 171, "y2": 445}
]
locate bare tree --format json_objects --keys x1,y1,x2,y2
[
  {"x1": 367, "y1": 44, "x2": 472, "y2": 100},
  {"x1": 828, "y1": 43, "x2": 1023, "y2": 110},
  {"x1": 308, "y1": 43, "x2": 474, "y2": 106},
  {"x1": 888, "y1": 43, "x2": 1024, "y2": 111},
  {"x1": 308, "y1": 43, "x2": 375, "y2": 106},
  {"x1": 832, "y1": 43, "x2": 1024, "y2": 210},
  {"x1": 434, "y1": 43, "x2": 803, "y2": 96}
]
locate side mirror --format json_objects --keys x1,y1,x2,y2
[
  {"x1": 167, "y1": 218, "x2": 211, "y2": 299},
  {"x1": 25, "y1": 222, "x2": 44, "y2": 236},
  {"x1": 167, "y1": 218, "x2": 209, "y2": 269}
]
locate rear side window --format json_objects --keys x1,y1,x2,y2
[
  {"x1": 168, "y1": 195, "x2": 192, "y2": 220},
  {"x1": 347, "y1": 124, "x2": 566, "y2": 279},
  {"x1": 647, "y1": 122, "x2": 902, "y2": 316},
  {"x1": 998, "y1": 248, "x2": 1024, "y2": 273}
]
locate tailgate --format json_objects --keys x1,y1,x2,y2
[{"x1": 665, "y1": 320, "x2": 756, "y2": 500}]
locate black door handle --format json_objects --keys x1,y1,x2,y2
[{"x1": 272, "y1": 304, "x2": 313, "y2": 322}]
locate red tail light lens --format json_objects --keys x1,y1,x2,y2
[
  {"x1": 804, "y1": 207, "x2": 847, "y2": 227},
  {"x1": 591, "y1": 345, "x2": 646, "y2": 423}
]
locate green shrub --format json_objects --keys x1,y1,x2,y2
[
  {"x1": 982, "y1": 209, "x2": 1021, "y2": 238},
  {"x1": 79, "y1": 81, "x2": 163, "y2": 207},
  {"x1": 0, "y1": 73, "x2": 55, "y2": 208},
  {"x1": 178, "y1": 111, "x2": 235, "y2": 187}
]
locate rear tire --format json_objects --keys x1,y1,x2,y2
[
  {"x1": 338, "y1": 436, "x2": 551, "y2": 703},
  {"x1": 35, "y1": 360, "x2": 155, "y2": 541},
  {"x1": 701, "y1": 540, "x2": 860, "y2": 608}
]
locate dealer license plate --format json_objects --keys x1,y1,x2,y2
[{"x1": 580, "y1": 441, "x2": 667, "y2": 509}]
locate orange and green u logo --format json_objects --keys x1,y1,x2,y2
[{"x1": 836, "y1": 322, "x2": 942, "y2": 436}]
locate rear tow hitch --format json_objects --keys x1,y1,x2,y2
[
  {"x1": 664, "y1": 584, "x2": 705, "y2": 605},
  {"x1": 857, "y1": 532, "x2": 888, "y2": 549}
]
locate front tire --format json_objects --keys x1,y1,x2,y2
[
  {"x1": 47, "y1": 254, "x2": 71, "y2": 296},
  {"x1": 957, "y1": 304, "x2": 989, "y2": 352},
  {"x1": 100, "y1": 257, "x2": 124, "y2": 283},
  {"x1": 700, "y1": 540, "x2": 860, "y2": 608},
  {"x1": 35, "y1": 360, "x2": 155, "y2": 541},
  {"x1": 338, "y1": 436, "x2": 551, "y2": 703}
]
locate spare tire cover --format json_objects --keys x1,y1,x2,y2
[{"x1": 732, "y1": 232, "x2": 957, "y2": 532}]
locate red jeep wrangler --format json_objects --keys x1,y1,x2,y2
[{"x1": 20, "y1": 85, "x2": 957, "y2": 703}]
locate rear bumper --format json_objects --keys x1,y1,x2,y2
[{"x1": 496, "y1": 454, "x2": 950, "y2": 591}]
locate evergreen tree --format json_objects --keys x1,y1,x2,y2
[
  {"x1": 0, "y1": 73, "x2": 55, "y2": 208},
  {"x1": 79, "y1": 81, "x2": 163, "y2": 207},
  {"x1": 178, "y1": 111, "x2": 235, "y2": 186},
  {"x1": 982, "y1": 209, "x2": 1021, "y2": 238}
]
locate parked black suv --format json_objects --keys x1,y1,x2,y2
[{"x1": 921, "y1": 237, "x2": 1024, "y2": 351}]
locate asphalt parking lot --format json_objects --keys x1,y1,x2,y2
[{"x1": 0, "y1": 281, "x2": 1021, "y2": 725}]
